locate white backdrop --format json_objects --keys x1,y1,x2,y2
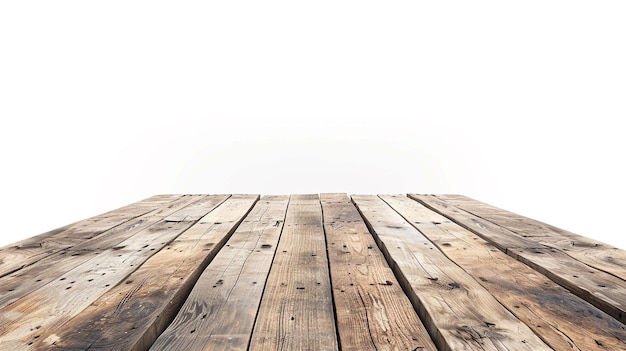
[{"x1": 1, "y1": 1, "x2": 625, "y2": 249}]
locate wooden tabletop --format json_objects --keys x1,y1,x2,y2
[{"x1": 1, "y1": 194, "x2": 625, "y2": 350}]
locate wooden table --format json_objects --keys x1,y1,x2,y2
[{"x1": 1, "y1": 194, "x2": 625, "y2": 350}]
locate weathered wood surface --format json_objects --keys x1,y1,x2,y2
[
  {"x1": 249, "y1": 194, "x2": 338, "y2": 351},
  {"x1": 411, "y1": 194, "x2": 626, "y2": 325},
  {"x1": 0, "y1": 195, "x2": 208, "y2": 309},
  {"x1": 0, "y1": 195, "x2": 230, "y2": 349},
  {"x1": 352, "y1": 195, "x2": 551, "y2": 351},
  {"x1": 383, "y1": 194, "x2": 626, "y2": 350},
  {"x1": 41, "y1": 195, "x2": 258, "y2": 351},
  {"x1": 150, "y1": 195, "x2": 288, "y2": 351},
  {"x1": 321, "y1": 193, "x2": 436, "y2": 351},
  {"x1": 436, "y1": 194, "x2": 626, "y2": 281},
  {"x1": 1, "y1": 193, "x2": 625, "y2": 351},
  {"x1": 0, "y1": 195, "x2": 180, "y2": 278}
]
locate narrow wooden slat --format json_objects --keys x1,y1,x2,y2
[
  {"x1": 320, "y1": 193, "x2": 437, "y2": 351},
  {"x1": 0, "y1": 195, "x2": 210, "y2": 309},
  {"x1": 352, "y1": 195, "x2": 551, "y2": 351},
  {"x1": 411, "y1": 194, "x2": 626, "y2": 325},
  {"x1": 0, "y1": 195, "x2": 230, "y2": 350},
  {"x1": 150, "y1": 195, "x2": 288, "y2": 351},
  {"x1": 0, "y1": 195, "x2": 182, "y2": 278},
  {"x1": 437, "y1": 194, "x2": 626, "y2": 281},
  {"x1": 249, "y1": 194, "x2": 338, "y2": 351},
  {"x1": 383, "y1": 194, "x2": 626, "y2": 350}
]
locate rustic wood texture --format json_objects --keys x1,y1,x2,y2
[
  {"x1": 352, "y1": 195, "x2": 551, "y2": 351},
  {"x1": 383, "y1": 194, "x2": 626, "y2": 350},
  {"x1": 0, "y1": 195, "x2": 207, "y2": 310},
  {"x1": 249, "y1": 194, "x2": 338, "y2": 351},
  {"x1": 150, "y1": 195, "x2": 288, "y2": 351},
  {"x1": 0, "y1": 195, "x2": 229, "y2": 350},
  {"x1": 411, "y1": 194, "x2": 626, "y2": 325},
  {"x1": 1, "y1": 193, "x2": 625, "y2": 351},
  {"x1": 41, "y1": 195, "x2": 258, "y2": 351},
  {"x1": 320, "y1": 193, "x2": 437, "y2": 351},
  {"x1": 436, "y1": 194, "x2": 626, "y2": 281},
  {"x1": 0, "y1": 195, "x2": 180, "y2": 279}
]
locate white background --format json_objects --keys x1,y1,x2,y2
[{"x1": 1, "y1": 1, "x2": 624, "y2": 249}]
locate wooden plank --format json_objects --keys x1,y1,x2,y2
[
  {"x1": 411, "y1": 194, "x2": 626, "y2": 325},
  {"x1": 0, "y1": 195, "x2": 182, "y2": 278},
  {"x1": 249, "y1": 194, "x2": 338, "y2": 351},
  {"x1": 382, "y1": 194, "x2": 626, "y2": 350},
  {"x1": 436, "y1": 194, "x2": 626, "y2": 281},
  {"x1": 320, "y1": 193, "x2": 436, "y2": 351},
  {"x1": 150, "y1": 195, "x2": 288, "y2": 351},
  {"x1": 0, "y1": 195, "x2": 213, "y2": 309},
  {"x1": 0, "y1": 195, "x2": 231, "y2": 350},
  {"x1": 352, "y1": 195, "x2": 551, "y2": 351},
  {"x1": 136, "y1": 194, "x2": 184, "y2": 205},
  {"x1": 163, "y1": 195, "x2": 232, "y2": 222},
  {"x1": 39, "y1": 194, "x2": 258, "y2": 351}
]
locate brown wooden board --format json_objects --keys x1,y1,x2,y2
[
  {"x1": 150, "y1": 195, "x2": 288, "y2": 351},
  {"x1": 320, "y1": 193, "x2": 437, "y2": 351},
  {"x1": 39, "y1": 195, "x2": 259, "y2": 351},
  {"x1": 137, "y1": 194, "x2": 185, "y2": 205},
  {"x1": 0, "y1": 195, "x2": 230, "y2": 350},
  {"x1": 352, "y1": 195, "x2": 551, "y2": 351},
  {"x1": 1, "y1": 193, "x2": 623, "y2": 350},
  {"x1": 383, "y1": 194, "x2": 626, "y2": 350},
  {"x1": 249, "y1": 194, "x2": 338, "y2": 351},
  {"x1": 411, "y1": 194, "x2": 626, "y2": 325},
  {"x1": 162, "y1": 195, "x2": 234, "y2": 222},
  {"x1": 436, "y1": 194, "x2": 626, "y2": 281},
  {"x1": 0, "y1": 195, "x2": 181, "y2": 278},
  {"x1": 0, "y1": 195, "x2": 212, "y2": 309}
]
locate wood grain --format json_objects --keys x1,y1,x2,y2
[
  {"x1": 352, "y1": 195, "x2": 551, "y2": 351},
  {"x1": 39, "y1": 195, "x2": 258, "y2": 351},
  {"x1": 0, "y1": 193, "x2": 622, "y2": 350},
  {"x1": 0, "y1": 195, "x2": 180, "y2": 278},
  {"x1": 150, "y1": 195, "x2": 288, "y2": 351},
  {"x1": 436, "y1": 194, "x2": 626, "y2": 281},
  {"x1": 321, "y1": 193, "x2": 437, "y2": 351},
  {"x1": 411, "y1": 194, "x2": 626, "y2": 325},
  {"x1": 0, "y1": 195, "x2": 230, "y2": 350},
  {"x1": 249, "y1": 194, "x2": 338, "y2": 351},
  {"x1": 0, "y1": 195, "x2": 210, "y2": 309},
  {"x1": 383, "y1": 194, "x2": 626, "y2": 350}
]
